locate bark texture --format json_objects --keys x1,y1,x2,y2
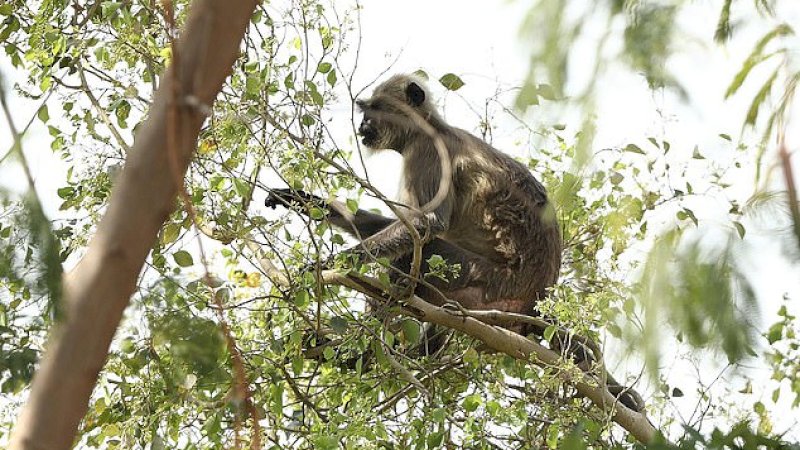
[{"x1": 9, "y1": 2, "x2": 257, "y2": 449}]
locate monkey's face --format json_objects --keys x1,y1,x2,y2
[
  {"x1": 356, "y1": 100, "x2": 401, "y2": 152},
  {"x1": 356, "y1": 78, "x2": 429, "y2": 152},
  {"x1": 356, "y1": 109, "x2": 381, "y2": 149}
]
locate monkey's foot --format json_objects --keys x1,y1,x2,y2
[
  {"x1": 441, "y1": 300, "x2": 468, "y2": 316},
  {"x1": 608, "y1": 384, "x2": 646, "y2": 412}
]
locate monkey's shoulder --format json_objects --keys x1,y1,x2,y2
[{"x1": 449, "y1": 132, "x2": 549, "y2": 206}]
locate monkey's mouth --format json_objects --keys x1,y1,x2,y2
[{"x1": 359, "y1": 129, "x2": 378, "y2": 147}]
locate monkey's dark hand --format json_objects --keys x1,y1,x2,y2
[{"x1": 265, "y1": 188, "x2": 325, "y2": 211}]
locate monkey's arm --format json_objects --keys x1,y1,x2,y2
[
  {"x1": 350, "y1": 171, "x2": 455, "y2": 262},
  {"x1": 265, "y1": 188, "x2": 393, "y2": 238},
  {"x1": 353, "y1": 210, "x2": 447, "y2": 262},
  {"x1": 266, "y1": 188, "x2": 451, "y2": 262}
]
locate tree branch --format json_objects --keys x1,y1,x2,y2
[
  {"x1": 400, "y1": 293, "x2": 659, "y2": 444},
  {"x1": 245, "y1": 242, "x2": 662, "y2": 444},
  {"x1": 8, "y1": 2, "x2": 257, "y2": 449}
]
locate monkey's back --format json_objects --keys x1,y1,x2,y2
[{"x1": 445, "y1": 130, "x2": 562, "y2": 309}]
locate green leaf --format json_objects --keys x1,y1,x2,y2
[
  {"x1": 726, "y1": 24, "x2": 792, "y2": 99},
  {"x1": 461, "y1": 393, "x2": 481, "y2": 412},
  {"x1": 546, "y1": 423, "x2": 559, "y2": 449},
  {"x1": 101, "y1": 2, "x2": 123, "y2": 18},
  {"x1": 309, "y1": 207, "x2": 324, "y2": 220},
  {"x1": 766, "y1": 322, "x2": 783, "y2": 344},
  {"x1": 714, "y1": 0, "x2": 733, "y2": 43},
  {"x1": 401, "y1": 319, "x2": 421, "y2": 344},
  {"x1": 301, "y1": 114, "x2": 315, "y2": 126},
  {"x1": 173, "y1": 250, "x2": 193, "y2": 267},
  {"x1": 312, "y1": 436, "x2": 338, "y2": 450},
  {"x1": 114, "y1": 100, "x2": 130, "y2": 127},
  {"x1": 412, "y1": 69, "x2": 429, "y2": 80},
  {"x1": 426, "y1": 431, "x2": 444, "y2": 448},
  {"x1": 293, "y1": 290, "x2": 309, "y2": 307},
  {"x1": 624, "y1": 143, "x2": 645, "y2": 154},
  {"x1": 733, "y1": 221, "x2": 745, "y2": 239},
  {"x1": 346, "y1": 198, "x2": 358, "y2": 214},
  {"x1": 245, "y1": 75, "x2": 261, "y2": 96},
  {"x1": 330, "y1": 316, "x2": 348, "y2": 333},
  {"x1": 463, "y1": 347, "x2": 479, "y2": 364},
  {"x1": 562, "y1": 423, "x2": 587, "y2": 450},
  {"x1": 543, "y1": 325, "x2": 556, "y2": 342},
  {"x1": 684, "y1": 208, "x2": 698, "y2": 226},
  {"x1": 745, "y1": 67, "x2": 779, "y2": 126},
  {"x1": 233, "y1": 178, "x2": 250, "y2": 197},
  {"x1": 56, "y1": 186, "x2": 74, "y2": 199},
  {"x1": 317, "y1": 62, "x2": 332, "y2": 73},
  {"x1": 161, "y1": 223, "x2": 180, "y2": 245},
  {"x1": 438, "y1": 73, "x2": 464, "y2": 91},
  {"x1": 326, "y1": 69, "x2": 337, "y2": 86},
  {"x1": 725, "y1": 52, "x2": 779, "y2": 100},
  {"x1": 515, "y1": 83, "x2": 539, "y2": 109},
  {"x1": 37, "y1": 105, "x2": 49, "y2": 122}
]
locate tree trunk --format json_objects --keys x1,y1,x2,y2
[{"x1": 9, "y1": 2, "x2": 257, "y2": 449}]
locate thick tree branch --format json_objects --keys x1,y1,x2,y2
[
  {"x1": 400, "y1": 294, "x2": 659, "y2": 444},
  {"x1": 245, "y1": 244, "x2": 661, "y2": 445},
  {"x1": 9, "y1": 2, "x2": 257, "y2": 449}
]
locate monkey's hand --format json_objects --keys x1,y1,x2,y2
[{"x1": 265, "y1": 188, "x2": 325, "y2": 211}]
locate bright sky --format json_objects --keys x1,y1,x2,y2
[{"x1": 1, "y1": 0, "x2": 799, "y2": 437}]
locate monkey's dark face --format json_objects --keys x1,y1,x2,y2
[
  {"x1": 356, "y1": 100, "x2": 402, "y2": 151},
  {"x1": 356, "y1": 79, "x2": 429, "y2": 152},
  {"x1": 356, "y1": 109, "x2": 381, "y2": 148}
]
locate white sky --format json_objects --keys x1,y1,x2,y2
[{"x1": 1, "y1": 0, "x2": 800, "y2": 439}]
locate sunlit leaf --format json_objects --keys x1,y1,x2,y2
[
  {"x1": 439, "y1": 73, "x2": 465, "y2": 91},
  {"x1": 745, "y1": 67, "x2": 779, "y2": 126},
  {"x1": 173, "y1": 250, "x2": 193, "y2": 267}
]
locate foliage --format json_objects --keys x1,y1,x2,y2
[
  {"x1": 0, "y1": 0, "x2": 798, "y2": 449},
  {"x1": 521, "y1": 0, "x2": 800, "y2": 373}
]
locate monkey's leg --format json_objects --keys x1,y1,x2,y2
[
  {"x1": 390, "y1": 238, "x2": 491, "y2": 302},
  {"x1": 388, "y1": 239, "x2": 496, "y2": 356}
]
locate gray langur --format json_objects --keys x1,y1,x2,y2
[{"x1": 266, "y1": 74, "x2": 644, "y2": 412}]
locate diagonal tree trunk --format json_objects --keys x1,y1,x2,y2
[{"x1": 9, "y1": 2, "x2": 258, "y2": 449}]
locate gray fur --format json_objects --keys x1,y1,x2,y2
[{"x1": 355, "y1": 74, "x2": 561, "y2": 316}]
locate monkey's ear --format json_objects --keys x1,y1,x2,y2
[
  {"x1": 355, "y1": 99, "x2": 367, "y2": 110},
  {"x1": 405, "y1": 82, "x2": 426, "y2": 107}
]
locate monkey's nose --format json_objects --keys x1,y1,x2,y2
[{"x1": 358, "y1": 119, "x2": 373, "y2": 136}]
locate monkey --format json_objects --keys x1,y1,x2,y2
[{"x1": 265, "y1": 74, "x2": 644, "y2": 412}]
